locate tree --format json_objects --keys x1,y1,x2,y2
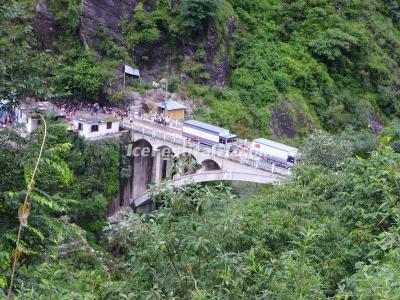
[
  {"x1": 180, "y1": 0, "x2": 220, "y2": 35},
  {"x1": 300, "y1": 130, "x2": 352, "y2": 169},
  {"x1": 54, "y1": 58, "x2": 108, "y2": 99}
]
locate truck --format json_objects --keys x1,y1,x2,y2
[
  {"x1": 182, "y1": 120, "x2": 237, "y2": 147},
  {"x1": 250, "y1": 138, "x2": 298, "y2": 168}
]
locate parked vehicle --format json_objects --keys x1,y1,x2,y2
[
  {"x1": 182, "y1": 120, "x2": 237, "y2": 148},
  {"x1": 250, "y1": 138, "x2": 298, "y2": 168}
]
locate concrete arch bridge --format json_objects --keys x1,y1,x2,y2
[{"x1": 118, "y1": 123, "x2": 291, "y2": 209}]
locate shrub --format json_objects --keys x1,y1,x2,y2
[
  {"x1": 55, "y1": 57, "x2": 109, "y2": 99},
  {"x1": 180, "y1": 0, "x2": 220, "y2": 35}
]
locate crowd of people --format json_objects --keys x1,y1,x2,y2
[
  {"x1": 59, "y1": 101, "x2": 128, "y2": 119},
  {"x1": 0, "y1": 99, "x2": 178, "y2": 131},
  {"x1": 57, "y1": 100, "x2": 175, "y2": 127}
]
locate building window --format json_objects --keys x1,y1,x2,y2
[
  {"x1": 106, "y1": 122, "x2": 112, "y2": 129},
  {"x1": 78, "y1": 123, "x2": 83, "y2": 131},
  {"x1": 91, "y1": 124, "x2": 99, "y2": 132}
]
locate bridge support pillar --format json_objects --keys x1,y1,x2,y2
[
  {"x1": 165, "y1": 159, "x2": 173, "y2": 178},
  {"x1": 153, "y1": 149, "x2": 162, "y2": 183}
]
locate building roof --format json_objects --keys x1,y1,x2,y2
[
  {"x1": 183, "y1": 119, "x2": 229, "y2": 134},
  {"x1": 19, "y1": 101, "x2": 66, "y2": 117},
  {"x1": 157, "y1": 101, "x2": 187, "y2": 111},
  {"x1": 73, "y1": 113, "x2": 119, "y2": 124},
  {"x1": 253, "y1": 138, "x2": 298, "y2": 153}
]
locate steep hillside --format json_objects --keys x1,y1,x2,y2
[{"x1": 1, "y1": 0, "x2": 400, "y2": 139}]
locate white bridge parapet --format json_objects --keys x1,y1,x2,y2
[{"x1": 121, "y1": 121, "x2": 291, "y2": 208}]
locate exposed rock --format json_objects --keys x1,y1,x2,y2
[
  {"x1": 203, "y1": 16, "x2": 236, "y2": 86},
  {"x1": 126, "y1": 91, "x2": 143, "y2": 104},
  {"x1": 143, "y1": 89, "x2": 170, "y2": 102},
  {"x1": 34, "y1": 0, "x2": 57, "y2": 50},
  {"x1": 368, "y1": 112, "x2": 384, "y2": 134},
  {"x1": 269, "y1": 100, "x2": 314, "y2": 138},
  {"x1": 132, "y1": 34, "x2": 177, "y2": 82},
  {"x1": 140, "y1": 89, "x2": 170, "y2": 111},
  {"x1": 79, "y1": 0, "x2": 235, "y2": 85},
  {"x1": 80, "y1": 0, "x2": 139, "y2": 49}
]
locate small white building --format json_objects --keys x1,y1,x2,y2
[
  {"x1": 73, "y1": 114, "x2": 120, "y2": 139},
  {"x1": 15, "y1": 101, "x2": 66, "y2": 133}
]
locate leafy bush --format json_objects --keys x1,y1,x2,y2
[
  {"x1": 54, "y1": 56, "x2": 110, "y2": 99},
  {"x1": 180, "y1": 0, "x2": 220, "y2": 35},
  {"x1": 123, "y1": 3, "x2": 161, "y2": 48},
  {"x1": 47, "y1": 0, "x2": 80, "y2": 35},
  {"x1": 300, "y1": 130, "x2": 352, "y2": 169}
]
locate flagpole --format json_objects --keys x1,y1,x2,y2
[
  {"x1": 123, "y1": 68, "x2": 126, "y2": 95},
  {"x1": 164, "y1": 67, "x2": 168, "y2": 120}
]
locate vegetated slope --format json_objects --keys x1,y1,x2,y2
[
  {"x1": 1, "y1": 125, "x2": 400, "y2": 298},
  {"x1": 1, "y1": 0, "x2": 400, "y2": 139}
]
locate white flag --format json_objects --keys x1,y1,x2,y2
[{"x1": 124, "y1": 65, "x2": 140, "y2": 77}]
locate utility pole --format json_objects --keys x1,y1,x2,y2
[
  {"x1": 164, "y1": 65, "x2": 169, "y2": 121},
  {"x1": 123, "y1": 68, "x2": 126, "y2": 95}
]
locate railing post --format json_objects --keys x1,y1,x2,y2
[
  {"x1": 255, "y1": 160, "x2": 259, "y2": 169},
  {"x1": 183, "y1": 138, "x2": 186, "y2": 147},
  {"x1": 197, "y1": 142, "x2": 200, "y2": 151},
  {"x1": 271, "y1": 163, "x2": 275, "y2": 174},
  {"x1": 142, "y1": 126, "x2": 145, "y2": 135},
  {"x1": 173, "y1": 136, "x2": 176, "y2": 144},
  {"x1": 240, "y1": 155, "x2": 243, "y2": 165}
]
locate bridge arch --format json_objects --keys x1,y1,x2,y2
[
  {"x1": 201, "y1": 159, "x2": 221, "y2": 171},
  {"x1": 132, "y1": 138, "x2": 153, "y2": 151},
  {"x1": 178, "y1": 152, "x2": 201, "y2": 175},
  {"x1": 131, "y1": 139, "x2": 154, "y2": 199},
  {"x1": 131, "y1": 171, "x2": 284, "y2": 208},
  {"x1": 156, "y1": 145, "x2": 175, "y2": 180}
]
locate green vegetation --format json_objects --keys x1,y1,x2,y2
[
  {"x1": 123, "y1": 3, "x2": 161, "y2": 48},
  {"x1": 1, "y1": 0, "x2": 400, "y2": 298},
  {"x1": 0, "y1": 122, "x2": 120, "y2": 293},
  {"x1": 181, "y1": 0, "x2": 221, "y2": 36},
  {"x1": 1, "y1": 125, "x2": 400, "y2": 298},
  {"x1": 1, "y1": 0, "x2": 400, "y2": 136}
]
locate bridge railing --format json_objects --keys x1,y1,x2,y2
[{"x1": 124, "y1": 122, "x2": 291, "y2": 176}]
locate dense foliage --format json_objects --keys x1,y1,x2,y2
[
  {"x1": 1, "y1": 128, "x2": 399, "y2": 298},
  {"x1": 0, "y1": 122, "x2": 120, "y2": 294}
]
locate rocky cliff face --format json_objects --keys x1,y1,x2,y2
[
  {"x1": 80, "y1": 0, "x2": 139, "y2": 49},
  {"x1": 269, "y1": 100, "x2": 314, "y2": 138},
  {"x1": 34, "y1": 0, "x2": 57, "y2": 50},
  {"x1": 204, "y1": 16, "x2": 235, "y2": 86},
  {"x1": 78, "y1": 0, "x2": 235, "y2": 85}
]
